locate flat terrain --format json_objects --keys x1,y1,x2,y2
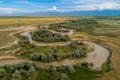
[
  {"x1": 70, "y1": 17, "x2": 120, "y2": 80},
  {"x1": 0, "y1": 16, "x2": 120, "y2": 80},
  {"x1": 0, "y1": 17, "x2": 67, "y2": 29},
  {"x1": 0, "y1": 17, "x2": 68, "y2": 48}
]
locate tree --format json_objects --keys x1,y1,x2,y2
[
  {"x1": 67, "y1": 65, "x2": 75, "y2": 74},
  {"x1": 27, "y1": 66, "x2": 36, "y2": 80},
  {"x1": 47, "y1": 53, "x2": 54, "y2": 62},
  {"x1": 69, "y1": 41, "x2": 78, "y2": 48},
  {"x1": 78, "y1": 41, "x2": 84, "y2": 45},
  {"x1": 11, "y1": 70, "x2": 21, "y2": 80},
  {"x1": 81, "y1": 62, "x2": 89, "y2": 67},
  {"x1": 75, "y1": 62, "x2": 82, "y2": 68},
  {"x1": 45, "y1": 65, "x2": 56, "y2": 72},
  {"x1": 30, "y1": 53, "x2": 40, "y2": 60},
  {"x1": 60, "y1": 73, "x2": 69, "y2": 80},
  {"x1": 39, "y1": 54, "x2": 47, "y2": 62},
  {"x1": 73, "y1": 50, "x2": 81, "y2": 58},
  {"x1": 0, "y1": 69, "x2": 7, "y2": 78},
  {"x1": 4, "y1": 65, "x2": 15, "y2": 72}
]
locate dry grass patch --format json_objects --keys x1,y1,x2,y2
[{"x1": 0, "y1": 17, "x2": 68, "y2": 29}]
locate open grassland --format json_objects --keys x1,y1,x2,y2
[
  {"x1": 0, "y1": 31, "x2": 15, "y2": 47},
  {"x1": 70, "y1": 17, "x2": 120, "y2": 80},
  {"x1": 0, "y1": 17, "x2": 68, "y2": 48},
  {"x1": 0, "y1": 16, "x2": 120, "y2": 80},
  {"x1": 0, "y1": 16, "x2": 68, "y2": 29}
]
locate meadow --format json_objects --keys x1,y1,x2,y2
[
  {"x1": 70, "y1": 16, "x2": 120, "y2": 80},
  {"x1": 0, "y1": 16, "x2": 68, "y2": 48},
  {"x1": 0, "y1": 16, "x2": 68, "y2": 29},
  {"x1": 0, "y1": 16, "x2": 120, "y2": 80}
]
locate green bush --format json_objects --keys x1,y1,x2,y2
[
  {"x1": 27, "y1": 66, "x2": 36, "y2": 80},
  {"x1": 45, "y1": 65, "x2": 56, "y2": 72},
  {"x1": 67, "y1": 65, "x2": 75, "y2": 74},
  {"x1": 69, "y1": 40, "x2": 78, "y2": 48},
  {"x1": 0, "y1": 69, "x2": 7, "y2": 78},
  {"x1": 60, "y1": 73, "x2": 69, "y2": 80},
  {"x1": 31, "y1": 29, "x2": 69, "y2": 42},
  {"x1": 11, "y1": 70, "x2": 21, "y2": 80},
  {"x1": 72, "y1": 49, "x2": 87, "y2": 58}
]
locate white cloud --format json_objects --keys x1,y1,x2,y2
[
  {"x1": 56, "y1": 0, "x2": 120, "y2": 12},
  {"x1": 15, "y1": 1, "x2": 30, "y2": 4},
  {"x1": 0, "y1": 7, "x2": 18, "y2": 14},
  {"x1": 0, "y1": 7, "x2": 17, "y2": 11},
  {"x1": 73, "y1": 2, "x2": 120, "y2": 11},
  {"x1": 49, "y1": 6, "x2": 57, "y2": 11}
]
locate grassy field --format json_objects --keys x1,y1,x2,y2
[
  {"x1": 69, "y1": 17, "x2": 120, "y2": 80},
  {"x1": 0, "y1": 17, "x2": 68, "y2": 47},
  {"x1": 0, "y1": 16, "x2": 120, "y2": 80},
  {"x1": 0, "y1": 16, "x2": 68, "y2": 29},
  {"x1": 37, "y1": 68, "x2": 101, "y2": 80},
  {"x1": 0, "y1": 31, "x2": 15, "y2": 47}
]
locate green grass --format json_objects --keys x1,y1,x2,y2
[
  {"x1": 101, "y1": 60, "x2": 111, "y2": 72},
  {"x1": 15, "y1": 33, "x2": 93, "y2": 57},
  {"x1": 68, "y1": 68, "x2": 101, "y2": 80},
  {"x1": 37, "y1": 70, "x2": 57, "y2": 80},
  {"x1": 0, "y1": 31, "x2": 15, "y2": 47},
  {"x1": 37, "y1": 67, "x2": 101, "y2": 80},
  {"x1": 17, "y1": 43, "x2": 91, "y2": 58}
]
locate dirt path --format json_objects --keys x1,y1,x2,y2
[{"x1": 0, "y1": 25, "x2": 37, "y2": 49}]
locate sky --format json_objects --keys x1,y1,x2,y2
[{"x1": 0, "y1": 0, "x2": 120, "y2": 15}]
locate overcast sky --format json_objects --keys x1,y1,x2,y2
[{"x1": 0, "y1": 0, "x2": 120, "y2": 14}]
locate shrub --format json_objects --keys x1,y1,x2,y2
[
  {"x1": 31, "y1": 29, "x2": 69, "y2": 42},
  {"x1": 11, "y1": 70, "x2": 21, "y2": 80},
  {"x1": 67, "y1": 65, "x2": 75, "y2": 74},
  {"x1": 60, "y1": 73, "x2": 69, "y2": 80},
  {"x1": 69, "y1": 40, "x2": 78, "y2": 48},
  {"x1": 78, "y1": 41, "x2": 84, "y2": 45},
  {"x1": 72, "y1": 49, "x2": 87, "y2": 58},
  {"x1": 74, "y1": 62, "x2": 82, "y2": 68},
  {"x1": 81, "y1": 62, "x2": 90, "y2": 67},
  {"x1": 0, "y1": 69, "x2": 7, "y2": 78},
  {"x1": 27, "y1": 66, "x2": 36, "y2": 80},
  {"x1": 45, "y1": 65, "x2": 56, "y2": 72}
]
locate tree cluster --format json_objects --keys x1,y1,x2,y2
[
  {"x1": 71, "y1": 48, "x2": 87, "y2": 58},
  {"x1": 31, "y1": 29, "x2": 69, "y2": 42},
  {"x1": 2, "y1": 62, "x2": 37, "y2": 80},
  {"x1": 30, "y1": 47, "x2": 63, "y2": 62},
  {"x1": 49, "y1": 18, "x2": 98, "y2": 32},
  {"x1": 45, "y1": 61, "x2": 91, "y2": 80},
  {"x1": 69, "y1": 40, "x2": 85, "y2": 48},
  {"x1": 30, "y1": 44, "x2": 87, "y2": 62}
]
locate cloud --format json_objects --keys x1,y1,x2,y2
[
  {"x1": 73, "y1": 2, "x2": 120, "y2": 11},
  {"x1": 15, "y1": 1, "x2": 30, "y2": 4},
  {"x1": 0, "y1": 7, "x2": 18, "y2": 14},
  {"x1": 0, "y1": 0, "x2": 120, "y2": 15},
  {"x1": 49, "y1": 6, "x2": 57, "y2": 11},
  {"x1": 0, "y1": 7, "x2": 17, "y2": 11},
  {"x1": 56, "y1": 0, "x2": 120, "y2": 12}
]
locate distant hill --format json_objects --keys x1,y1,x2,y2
[{"x1": 1, "y1": 10, "x2": 120, "y2": 16}]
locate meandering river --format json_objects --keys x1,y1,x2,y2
[{"x1": 0, "y1": 26, "x2": 110, "y2": 70}]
